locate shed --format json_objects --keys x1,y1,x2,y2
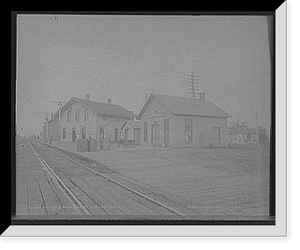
[{"x1": 120, "y1": 120, "x2": 142, "y2": 145}]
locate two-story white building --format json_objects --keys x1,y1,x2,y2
[{"x1": 56, "y1": 94, "x2": 135, "y2": 143}]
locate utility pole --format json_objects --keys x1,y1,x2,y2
[
  {"x1": 52, "y1": 101, "x2": 66, "y2": 143},
  {"x1": 146, "y1": 93, "x2": 150, "y2": 102},
  {"x1": 187, "y1": 71, "x2": 200, "y2": 98},
  {"x1": 46, "y1": 114, "x2": 49, "y2": 142},
  {"x1": 255, "y1": 112, "x2": 260, "y2": 147}
]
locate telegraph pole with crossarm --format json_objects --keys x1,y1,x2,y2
[{"x1": 187, "y1": 71, "x2": 200, "y2": 98}]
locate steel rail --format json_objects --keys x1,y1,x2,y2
[
  {"x1": 34, "y1": 141, "x2": 186, "y2": 217},
  {"x1": 28, "y1": 142, "x2": 91, "y2": 216}
]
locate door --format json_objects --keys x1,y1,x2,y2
[
  {"x1": 72, "y1": 128, "x2": 76, "y2": 142},
  {"x1": 125, "y1": 129, "x2": 131, "y2": 140},
  {"x1": 151, "y1": 124, "x2": 159, "y2": 146},
  {"x1": 81, "y1": 126, "x2": 86, "y2": 139},
  {"x1": 164, "y1": 119, "x2": 169, "y2": 147},
  {"x1": 213, "y1": 127, "x2": 220, "y2": 147},
  {"x1": 151, "y1": 125, "x2": 155, "y2": 146},
  {"x1": 134, "y1": 128, "x2": 141, "y2": 145},
  {"x1": 115, "y1": 129, "x2": 119, "y2": 142},
  {"x1": 99, "y1": 126, "x2": 104, "y2": 149}
]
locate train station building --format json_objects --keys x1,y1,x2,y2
[
  {"x1": 44, "y1": 93, "x2": 232, "y2": 148},
  {"x1": 137, "y1": 93, "x2": 232, "y2": 148},
  {"x1": 51, "y1": 94, "x2": 135, "y2": 143}
]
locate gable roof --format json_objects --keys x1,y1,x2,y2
[
  {"x1": 53, "y1": 97, "x2": 136, "y2": 120},
  {"x1": 138, "y1": 94, "x2": 232, "y2": 119},
  {"x1": 120, "y1": 120, "x2": 142, "y2": 130},
  {"x1": 73, "y1": 97, "x2": 136, "y2": 119}
]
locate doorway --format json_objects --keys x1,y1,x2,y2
[
  {"x1": 151, "y1": 124, "x2": 159, "y2": 146},
  {"x1": 115, "y1": 129, "x2": 119, "y2": 142},
  {"x1": 72, "y1": 128, "x2": 76, "y2": 142},
  {"x1": 125, "y1": 128, "x2": 131, "y2": 140},
  {"x1": 81, "y1": 126, "x2": 86, "y2": 139},
  {"x1": 134, "y1": 128, "x2": 141, "y2": 145}
]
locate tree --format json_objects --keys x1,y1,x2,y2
[
  {"x1": 258, "y1": 126, "x2": 269, "y2": 144},
  {"x1": 229, "y1": 121, "x2": 248, "y2": 129},
  {"x1": 239, "y1": 121, "x2": 249, "y2": 130},
  {"x1": 229, "y1": 121, "x2": 239, "y2": 129}
]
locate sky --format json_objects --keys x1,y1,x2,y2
[{"x1": 16, "y1": 14, "x2": 271, "y2": 136}]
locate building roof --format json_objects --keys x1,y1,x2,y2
[
  {"x1": 73, "y1": 97, "x2": 136, "y2": 119},
  {"x1": 120, "y1": 120, "x2": 142, "y2": 130},
  {"x1": 137, "y1": 94, "x2": 233, "y2": 119},
  {"x1": 54, "y1": 97, "x2": 136, "y2": 120}
]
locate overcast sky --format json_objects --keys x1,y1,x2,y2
[{"x1": 16, "y1": 14, "x2": 271, "y2": 136}]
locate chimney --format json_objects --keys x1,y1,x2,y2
[
  {"x1": 86, "y1": 94, "x2": 90, "y2": 100},
  {"x1": 199, "y1": 92, "x2": 206, "y2": 101},
  {"x1": 108, "y1": 99, "x2": 112, "y2": 104},
  {"x1": 130, "y1": 111, "x2": 133, "y2": 121},
  {"x1": 51, "y1": 113, "x2": 53, "y2": 120}
]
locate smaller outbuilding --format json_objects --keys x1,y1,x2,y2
[{"x1": 119, "y1": 120, "x2": 142, "y2": 145}]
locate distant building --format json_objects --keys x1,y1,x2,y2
[
  {"x1": 58, "y1": 94, "x2": 136, "y2": 143},
  {"x1": 228, "y1": 128, "x2": 258, "y2": 145},
  {"x1": 42, "y1": 122, "x2": 47, "y2": 141},
  {"x1": 137, "y1": 93, "x2": 232, "y2": 148},
  {"x1": 48, "y1": 113, "x2": 59, "y2": 141},
  {"x1": 42, "y1": 113, "x2": 59, "y2": 142}
]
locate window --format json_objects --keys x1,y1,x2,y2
[
  {"x1": 84, "y1": 108, "x2": 89, "y2": 121},
  {"x1": 164, "y1": 119, "x2": 169, "y2": 147},
  {"x1": 62, "y1": 128, "x2": 66, "y2": 139},
  {"x1": 115, "y1": 129, "x2": 119, "y2": 142},
  {"x1": 213, "y1": 127, "x2": 220, "y2": 147},
  {"x1": 67, "y1": 110, "x2": 71, "y2": 122},
  {"x1": 185, "y1": 119, "x2": 193, "y2": 144},
  {"x1": 99, "y1": 126, "x2": 104, "y2": 138},
  {"x1": 213, "y1": 127, "x2": 220, "y2": 139},
  {"x1": 144, "y1": 121, "x2": 148, "y2": 142},
  {"x1": 75, "y1": 109, "x2": 80, "y2": 122}
]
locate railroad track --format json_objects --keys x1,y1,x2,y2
[{"x1": 28, "y1": 141, "x2": 194, "y2": 218}]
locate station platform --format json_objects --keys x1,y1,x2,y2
[{"x1": 15, "y1": 138, "x2": 78, "y2": 216}]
